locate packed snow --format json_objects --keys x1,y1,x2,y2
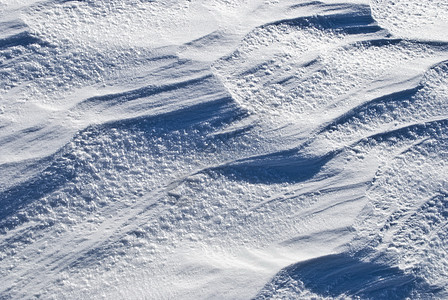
[{"x1": 1, "y1": 0, "x2": 447, "y2": 299}]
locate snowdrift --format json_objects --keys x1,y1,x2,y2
[{"x1": 1, "y1": 0, "x2": 447, "y2": 298}]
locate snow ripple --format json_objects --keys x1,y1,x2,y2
[{"x1": 1, "y1": 0, "x2": 448, "y2": 299}]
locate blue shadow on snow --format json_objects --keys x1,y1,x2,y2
[{"x1": 255, "y1": 253, "x2": 442, "y2": 299}]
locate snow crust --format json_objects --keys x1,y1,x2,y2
[{"x1": 1, "y1": 0, "x2": 447, "y2": 299}]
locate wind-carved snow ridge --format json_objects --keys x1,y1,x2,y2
[
  {"x1": 1, "y1": 0, "x2": 448, "y2": 299},
  {"x1": 254, "y1": 253, "x2": 441, "y2": 299}
]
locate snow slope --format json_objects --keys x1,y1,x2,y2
[{"x1": 0, "y1": 0, "x2": 447, "y2": 299}]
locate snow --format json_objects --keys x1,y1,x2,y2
[{"x1": 1, "y1": 0, "x2": 448, "y2": 299}]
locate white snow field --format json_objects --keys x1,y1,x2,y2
[{"x1": 0, "y1": 0, "x2": 447, "y2": 299}]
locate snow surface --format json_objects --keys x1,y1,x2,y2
[{"x1": 0, "y1": 0, "x2": 447, "y2": 299}]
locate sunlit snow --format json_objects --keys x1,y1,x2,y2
[{"x1": 1, "y1": 0, "x2": 447, "y2": 299}]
